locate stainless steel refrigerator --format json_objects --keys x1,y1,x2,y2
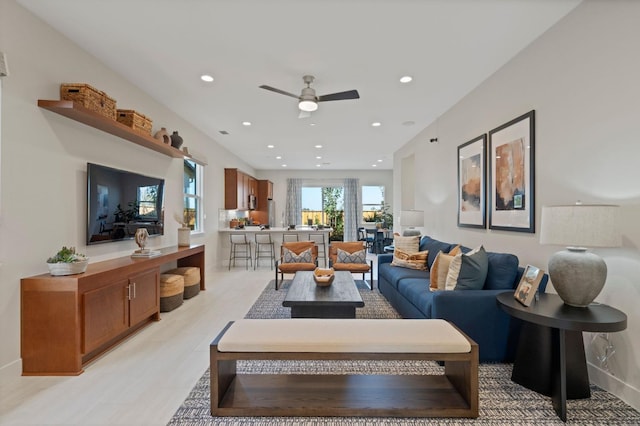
[{"x1": 267, "y1": 199, "x2": 276, "y2": 227}]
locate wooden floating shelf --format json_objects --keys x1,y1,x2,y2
[{"x1": 38, "y1": 100, "x2": 189, "y2": 159}]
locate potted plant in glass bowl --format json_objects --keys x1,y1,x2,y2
[{"x1": 46, "y1": 246, "x2": 89, "y2": 276}]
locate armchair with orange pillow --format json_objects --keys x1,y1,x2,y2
[
  {"x1": 275, "y1": 241, "x2": 318, "y2": 290},
  {"x1": 328, "y1": 241, "x2": 373, "y2": 290}
]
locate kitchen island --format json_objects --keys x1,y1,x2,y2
[{"x1": 218, "y1": 227, "x2": 333, "y2": 268}]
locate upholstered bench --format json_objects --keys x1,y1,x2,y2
[{"x1": 210, "y1": 319, "x2": 479, "y2": 418}]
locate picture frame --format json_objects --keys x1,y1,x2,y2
[
  {"x1": 514, "y1": 264, "x2": 544, "y2": 307},
  {"x1": 488, "y1": 110, "x2": 535, "y2": 233},
  {"x1": 457, "y1": 134, "x2": 486, "y2": 228}
]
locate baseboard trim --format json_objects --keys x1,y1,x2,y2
[
  {"x1": 588, "y1": 361, "x2": 640, "y2": 411},
  {"x1": 0, "y1": 358, "x2": 22, "y2": 381}
]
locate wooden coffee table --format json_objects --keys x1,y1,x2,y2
[{"x1": 283, "y1": 271, "x2": 364, "y2": 318}]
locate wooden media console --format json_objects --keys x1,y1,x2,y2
[{"x1": 20, "y1": 244, "x2": 205, "y2": 376}]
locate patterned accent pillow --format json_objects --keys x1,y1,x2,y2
[
  {"x1": 336, "y1": 248, "x2": 366, "y2": 264},
  {"x1": 393, "y1": 235, "x2": 420, "y2": 253},
  {"x1": 283, "y1": 247, "x2": 312, "y2": 263},
  {"x1": 391, "y1": 248, "x2": 429, "y2": 271},
  {"x1": 430, "y1": 251, "x2": 456, "y2": 291}
]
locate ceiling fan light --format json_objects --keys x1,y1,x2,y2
[{"x1": 298, "y1": 99, "x2": 318, "y2": 112}]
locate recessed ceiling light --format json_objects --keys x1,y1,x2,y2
[
  {"x1": 276, "y1": 155, "x2": 282, "y2": 159},
  {"x1": 310, "y1": 123, "x2": 316, "y2": 126},
  {"x1": 201, "y1": 74, "x2": 214, "y2": 82},
  {"x1": 242, "y1": 121, "x2": 252, "y2": 126},
  {"x1": 315, "y1": 144, "x2": 323, "y2": 149},
  {"x1": 402, "y1": 120, "x2": 415, "y2": 126},
  {"x1": 377, "y1": 159, "x2": 383, "y2": 163},
  {"x1": 372, "y1": 164, "x2": 377, "y2": 167},
  {"x1": 400, "y1": 75, "x2": 413, "y2": 83},
  {"x1": 316, "y1": 164, "x2": 321, "y2": 167},
  {"x1": 267, "y1": 144, "x2": 274, "y2": 148},
  {"x1": 316, "y1": 156, "x2": 322, "y2": 159},
  {"x1": 282, "y1": 164, "x2": 287, "y2": 167},
  {"x1": 371, "y1": 122, "x2": 381, "y2": 127}
]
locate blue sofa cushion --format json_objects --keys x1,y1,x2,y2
[
  {"x1": 485, "y1": 252, "x2": 520, "y2": 290},
  {"x1": 396, "y1": 279, "x2": 434, "y2": 317},
  {"x1": 419, "y1": 236, "x2": 457, "y2": 269},
  {"x1": 448, "y1": 246, "x2": 488, "y2": 291},
  {"x1": 378, "y1": 263, "x2": 429, "y2": 290}
]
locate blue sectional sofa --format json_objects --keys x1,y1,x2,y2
[{"x1": 377, "y1": 236, "x2": 548, "y2": 362}]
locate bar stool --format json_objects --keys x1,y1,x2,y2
[
  {"x1": 308, "y1": 233, "x2": 327, "y2": 266},
  {"x1": 228, "y1": 234, "x2": 252, "y2": 270},
  {"x1": 254, "y1": 233, "x2": 275, "y2": 270},
  {"x1": 282, "y1": 233, "x2": 299, "y2": 243}
]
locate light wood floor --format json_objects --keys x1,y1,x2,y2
[{"x1": 0, "y1": 255, "x2": 380, "y2": 425}]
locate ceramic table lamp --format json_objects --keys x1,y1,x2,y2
[
  {"x1": 400, "y1": 210, "x2": 424, "y2": 237},
  {"x1": 540, "y1": 203, "x2": 621, "y2": 307}
]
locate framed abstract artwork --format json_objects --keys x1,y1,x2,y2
[
  {"x1": 488, "y1": 110, "x2": 535, "y2": 233},
  {"x1": 457, "y1": 134, "x2": 486, "y2": 228}
]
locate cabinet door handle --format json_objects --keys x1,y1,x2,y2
[
  {"x1": 127, "y1": 284, "x2": 132, "y2": 300},
  {"x1": 132, "y1": 282, "x2": 137, "y2": 299}
]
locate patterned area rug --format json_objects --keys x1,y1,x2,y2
[{"x1": 168, "y1": 281, "x2": 640, "y2": 425}]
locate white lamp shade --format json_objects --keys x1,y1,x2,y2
[
  {"x1": 400, "y1": 210, "x2": 424, "y2": 228},
  {"x1": 540, "y1": 204, "x2": 621, "y2": 248}
]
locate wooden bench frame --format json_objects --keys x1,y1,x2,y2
[{"x1": 210, "y1": 321, "x2": 479, "y2": 418}]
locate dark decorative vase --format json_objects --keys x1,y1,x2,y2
[{"x1": 170, "y1": 131, "x2": 183, "y2": 149}]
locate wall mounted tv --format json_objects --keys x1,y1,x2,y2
[{"x1": 87, "y1": 163, "x2": 165, "y2": 245}]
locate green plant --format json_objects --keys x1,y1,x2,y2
[{"x1": 47, "y1": 246, "x2": 87, "y2": 264}]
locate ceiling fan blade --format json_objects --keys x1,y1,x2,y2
[
  {"x1": 298, "y1": 110, "x2": 311, "y2": 119},
  {"x1": 317, "y1": 89, "x2": 360, "y2": 102},
  {"x1": 259, "y1": 85, "x2": 299, "y2": 99}
]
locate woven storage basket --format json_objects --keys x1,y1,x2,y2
[
  {"x1": 60, "y1": 83, "x2": 117, "y2": 120},
  {"x1": 160, "y1": 274, "x2": 184, "y2": 312},
  {"x1": 116, "y1": 109, "x2": 153, "y2": 135},
  {"x1": 165, "y1": 267, "x2": 200, "y2": 299}
]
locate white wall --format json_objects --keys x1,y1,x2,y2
[
  {"x1": 0, "y1": 0, "x2": 256, "y2": 376},
  {"x1": 394, "y1": 1, "x2": 640, "y2": 409}
]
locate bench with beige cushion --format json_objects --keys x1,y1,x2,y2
[{"x1": 210, "y1": 318, "x2": 479, "y2": 418}]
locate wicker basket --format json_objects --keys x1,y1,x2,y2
[
  {"x1": 60, "y1": 83, "x2": 117, "y2": 120},
  {"x1": 116, "y1": 109, "x2": 153, "y2": 135},
  {"x1": 313, "y1": 267, "x2": 335, "y2": 287},
  {"x1": 160, "y1": 274, "x2": 184, "y2": 312},
  {"x1": 165, "y1": 267, "x2": 200, "y2": 299}
]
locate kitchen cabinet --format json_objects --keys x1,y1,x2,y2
[
  {"x1": 21, "y1": 245, "x2": 205, "y2": 375},
  {"x1": 257, "y1": 180, "x2": 273, "y2": 210},
  {"x1": 225, "y1": 168, "x2": 257, "y2": 210}
]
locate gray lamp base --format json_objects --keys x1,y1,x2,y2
[{"x1": 548, "y1": 248, "x2": 607, "y2": 307}]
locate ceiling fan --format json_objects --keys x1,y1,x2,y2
[{"x1": 259, "y1": 75, "x2": 359, "y2": 118}]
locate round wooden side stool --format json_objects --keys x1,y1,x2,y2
[
  {"x1": 160, "y1": 274, "x2": 184, "y2": 312},
  {"x1": 165, "y1": 267, "x2": 200, "y2": 299}
]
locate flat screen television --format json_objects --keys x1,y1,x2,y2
[{"x1": 87, "y1": 163, "x2": 165, "y2": 245}]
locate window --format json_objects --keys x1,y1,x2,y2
[
  {"x1": 183, "y1": 159, "x2": 203, "y2": 232},
  {"x1": 362, "y1": 185, "x2": 385, "y2": 222},
  {"x1": 301, "y1": 186, "x2": 344, "y2": 240}
]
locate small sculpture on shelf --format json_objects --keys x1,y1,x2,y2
[
  {"x1": 134, "y1": 228, "x2": 149, "y2": 254},
  {"x1": 171, "y1": 131, "x2": 183, "y2": 149},
  {"x1": 153, "y1": 127, "x2": 171, "y2": 144}
]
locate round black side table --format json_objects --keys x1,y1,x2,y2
[{"x1": 497, "y1": 292, "x2": 627, "y2": 422}]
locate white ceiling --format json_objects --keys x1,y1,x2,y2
[{"x1": 19, "y1": 0, "x2": 580, "y2": 170}]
